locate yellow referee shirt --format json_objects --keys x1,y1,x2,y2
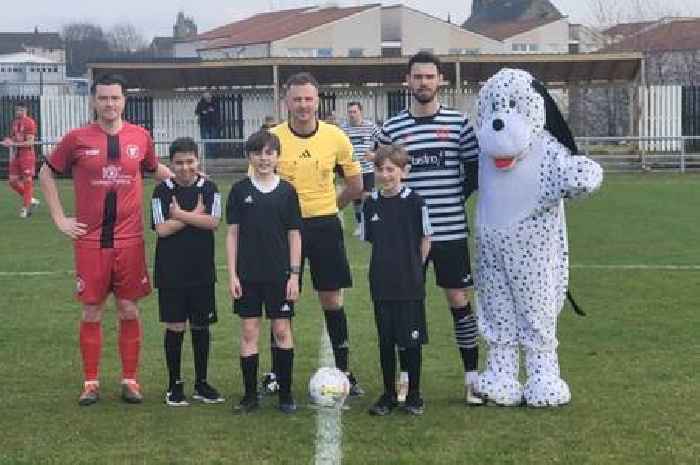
[{"x1": 271, "y1": 121, "x2": 361, "y2": 218}]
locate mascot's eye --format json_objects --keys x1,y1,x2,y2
[
  {"x1": 492, "y1": 102, "x2": 497, "y2": 112},
  {"x1": 509, "y1": 99, "x2": 517, "y2": 109}
]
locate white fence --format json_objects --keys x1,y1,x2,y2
[
  {"x1": 638, "y1": 85, "x2": 683, "y2": 152},
  {"x1": 23, "y1": 85, "x2": 693, "y2": 155}
]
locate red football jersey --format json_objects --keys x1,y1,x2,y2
[
  {"x1": 12, "y1": 115, "x2": 37, "y2": 157},
  {"x1": 47, "y1": 122, "x2": 158, "y2": 249}
]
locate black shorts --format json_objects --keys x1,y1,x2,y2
[
  {"x1": 361, "y1": 172, "x2": 375, "y2": 193},
  {"x1": 301, "y1": 215, "x2": 352, "y2": 291},
  {"x1": 158, "y1": 284, "x2": 217, "y2": 326},
  {"x1": 373, "y1": 300, "x2": 428, "y2": 348},
  {"x1": 234, "y1": 281, "x2": 294, "y2": 319},
  {"x1": 425, "y1": 239, "x2": 474, "y2": 289}
]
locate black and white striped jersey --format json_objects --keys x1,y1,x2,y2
[
  {"x1": 377, "y1": 106, "x2": 479, "y2": 242},
  {"x1": 340, "y1": 119, "x2": 378, "y2": 174}
]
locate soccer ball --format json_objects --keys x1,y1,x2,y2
[{"x1": 308, "y1": 367, "x2": 350, "y2": 408}]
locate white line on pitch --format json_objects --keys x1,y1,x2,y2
[
  {"x1": 2, "y1": 264, "x2": 700, "y2": 278},
  {"x1": 314, "y1": 324, "x2": 344, "y2": 465}
]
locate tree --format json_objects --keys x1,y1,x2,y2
[
  {"x1": 62, "y1": 22, "x2": 111, "y2": 77},
  {"x1": 107, "y1": 23, "x2": 147, "y2": 53}
]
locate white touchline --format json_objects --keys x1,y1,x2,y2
[
  {"x1": 2, "y1": 264, "x2": 700, "y2": 277},
  {"x1": 314, "y1": 324, "x2": 343, "y2": 465}
]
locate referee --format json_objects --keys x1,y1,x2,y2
[{"x1": 268, "y1": 72, "x2": 365, "y2": 396}]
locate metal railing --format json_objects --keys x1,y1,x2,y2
[
  {"x1": 3, "y1": 136, "x2": 700, "y2": 178},
  {"x1": 576, "y1": 136, "x2": 700, "y2": 173}
]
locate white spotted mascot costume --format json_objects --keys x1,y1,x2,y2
[{"x1": 474, "y1": 68, "x2": 603, "y2": 407}]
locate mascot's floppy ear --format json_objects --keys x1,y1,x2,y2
[{"x1": 531, "y1": 80, "x2": 578, "y2": 155}]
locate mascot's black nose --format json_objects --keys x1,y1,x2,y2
[{"x1": 492, "y1": 119, "x2": 504, "y2": 131}]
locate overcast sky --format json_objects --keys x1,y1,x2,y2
[{"x1": 3, "y1": 0, "x2": 699, "y2": 40}]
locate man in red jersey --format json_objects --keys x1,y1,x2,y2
[
  {"x1": 39, "y1": 74, "x2": 172, "y2": 406},
  {"x1": 2, "y1": 102, "x2": 40, "y2": 218}
]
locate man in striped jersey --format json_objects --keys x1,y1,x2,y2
[
  {"x1": 340, "y1": 101, "x2": 378, "y2": 236},
  {"x1": 377, "y1": 52, "x2": 484, "y2": 405}
]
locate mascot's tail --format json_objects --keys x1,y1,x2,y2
[{"x1": 566, "y1": 290, "x2": 586, "y2": 316}]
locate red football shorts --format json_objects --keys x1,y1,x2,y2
[
  {"x1": 74, "y1": 242, "x2": 152, "y2": 305},
  {"x1": 8, "y1": 153, "x2": 36, "y2": 177}
]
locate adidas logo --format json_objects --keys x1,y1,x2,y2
[
  {"x1": 370, "y1": 213, "x2": 380, "y2": 222},
  {"x1": 299, "y1": 150, "x2": 312, "y2": 159},
  {"x1": 244, "y1": 195, "x2": 253, "y2": 204},
  {"x1": 280, "y1": 303, "x2": 291, "y2": 312}
]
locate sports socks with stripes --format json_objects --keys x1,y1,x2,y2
[{"x1": 451, "y1": 304, "x2": 479, "y2": 373}]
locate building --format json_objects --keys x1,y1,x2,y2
[
  {"x1": 150, "y1": 12, "x2": 198, "y2": 58},
  {"x1": 175, "y1": 4, "x2": 500, "y2": 59},
  {"x1": 0, "y1": 30, "x2": 64, "y2": 62},
  {"x1": 463, "y1": 0, "x2": 570, "y2": 53},
  {"x1": 0, "y1": 52, "x2": 72, "y2": 96}
]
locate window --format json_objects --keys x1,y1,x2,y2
[
  {"x1": 449, "y1": 48, "x2": 480, "y2": 55},
  {"x1": 512, "y1": 43, "x2": 539, "y2": 52},
  {"x1": 348, "y1": 48, "x2": 364, "y2": 58},
  {"x1": 419, "y1": 48, "x2": 434, "y2": 54},
  {"x1": 316, "y1": 48, "x2": 332, "y2": 58}
]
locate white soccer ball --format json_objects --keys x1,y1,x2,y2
[{"x1": 308, "y1": 367, "x2": 350, "y2": 408}]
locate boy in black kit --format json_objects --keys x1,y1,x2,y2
[
  {"x1": 151, "y1": 137, "x2": 225, "y2": 406},
  {"x1": 226, "y1": 130, "x2": 302, "y2": 414},
  {"x1": 361, "y1": 144, "x2": 432, "y2": 416}
]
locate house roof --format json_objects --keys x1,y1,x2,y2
[
  {"x1": 464, "y1": 17, "x2": 562, "y2": 41},
  {"x1": 197, "y1": 4, "x2": 380, "y2": 51},
  {"x1": 603, "y1": 21, "x2": 655, "y2": 38},
  {"x1": 0, "y1": 32, "x2": 63, "y2": 55},
  {"x1": 602, "y1": 18, "x2": 700, "y2": 52}
]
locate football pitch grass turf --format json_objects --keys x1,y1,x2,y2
[{"x1": 0, "y1": 173, "x2": 698, "y2": 465}]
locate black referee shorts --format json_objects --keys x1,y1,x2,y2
[
  {"x1": 373, "y1": 300, "x2": 428, "y2": 348},
  {"x1": 234, "y1": 281, "x2": 294, "y2": 320},
  {"x1": 425, "y1": 238, "x2": 474, "y2": 289},
  {"x1": 158, "y1": 284, "x2": 217, "y2": 326},
  {"x1": 301, "y1": 215, "x2": 352, "y2": 291}
]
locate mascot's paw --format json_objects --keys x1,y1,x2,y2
[
  {"x1": 523, "y1": 376, "x2": 571, "y2": 407},
  {"x1": 478, "y1": 371, "x2": 523, "y2": 407}
]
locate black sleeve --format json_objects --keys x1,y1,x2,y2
[
  {"x1": 226, "y1": 183, "x2": 240, "y2": 225},
  {"x1": 284, "y1": 183, "x2": 303, "y2": 230},
  {"x1": 150, "y1": 184, "x2": 171, "y2": 230},
  {"x1": 360, "y1": 199, "x2": 373, "y2": 242},
  {"x1": 463, "y1": 158, "x2": 479, "y2": 200}
]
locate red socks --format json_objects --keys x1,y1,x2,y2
[
  {"x1": 9, "y1": 179, "x2": 24, "y2": 197},
  {"x1": 22, "y1": 178, "x2": 33, "y2": 208},
  {"x1": 119, "y1": 319, "x2": 141, "y2": 380},
  {"x1": 79, "y1": 321, "x2": 102, "y2": 381}
]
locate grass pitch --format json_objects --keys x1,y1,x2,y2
[{"x1": 0, "y1": 173, "x2": 698, "y2": 465}]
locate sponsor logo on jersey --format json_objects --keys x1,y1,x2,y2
[
  {"x1": 244, "y1": 195, "x2": 253, "y2": 204},
  {"x1": 435, "y1": 128, "x2": 451, "y2": 140},
  {"x1": 410, "y1": 150, "x2": 444, "y2": 170},
  {"x1": 126, "y1": 144, "x2": 140, "y2": 159},
  {"x1": 81, "y1": 148, "x2": 100, "y2": 157},
  {"x1": 93, "y1": 165, "x2": 133, "y2": 186},
  {"x1": 370, "y1": 213, "x2": 380, "y2": 222}
]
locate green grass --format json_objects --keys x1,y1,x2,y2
[{"x1": 1, "y1": 173, "x2": 699, "y2": 465}]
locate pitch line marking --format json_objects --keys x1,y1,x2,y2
[
  {"x1": 314, "y1": 324, "x2": 344, "y2": 465},
  {"x1": 2, "y1": 264, "x2": 700, "y2": 277}
]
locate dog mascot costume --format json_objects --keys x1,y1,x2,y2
[{"x1": 474, "y1": 68, "x2": 603, "y2": 407}]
